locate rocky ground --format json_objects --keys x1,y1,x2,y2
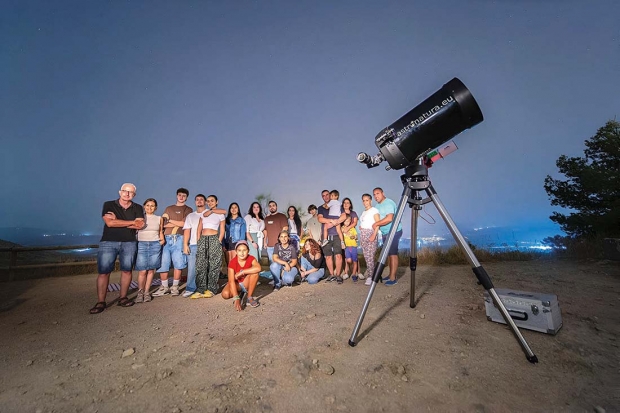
[{"x1": 0, "y1": 260, "x2": 618, "y2": 413}]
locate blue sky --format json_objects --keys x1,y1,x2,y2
[{"x1": 1, "y1": 0, "x2": 618, "y2": 239}]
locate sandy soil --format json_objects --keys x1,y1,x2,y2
[{"x1": 0, "y1": 260, "x2": 618, "y2": 413}]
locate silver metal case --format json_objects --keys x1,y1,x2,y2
[{"x1": 484, "y1": 288, "x2": 562, "y2": 335}]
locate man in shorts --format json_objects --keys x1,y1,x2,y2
[
  {"x1": 153, "y1": 188, "x2": 193, "y2": 296},
  {"x1": 90, "y1": 183, "x2": 145, "y2": 314},
  {"x1": 372, "y1": 187, "x2": 403, "y2": 286},
  {"x1": 317, "y1": 189, "x2": 345, "y2": 284},
  {"x1": 181, "y1": 194, "x2": 207, "y2": 297}
]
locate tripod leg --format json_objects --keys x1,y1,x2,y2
[
  {"x1": 410, "y1": 201, "x2": 420, "y2": 308},
  {"x1": 349, "y1": 184, "x2": 412, "y2": 346},
  {"x1": 426, "y1": 184, "x2": 538, "y2": 363}
]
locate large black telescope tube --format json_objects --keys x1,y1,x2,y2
[{"x1": 374, "y1": 78, "x2": 483, "y2": 170}]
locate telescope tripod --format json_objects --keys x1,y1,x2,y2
[{"x1": 348, "y1": 161, "x2": 538, "y2": 363}]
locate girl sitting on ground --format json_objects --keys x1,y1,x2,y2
[{"x1": 221, "y1": 240, "x2": 261, "y2": 310}]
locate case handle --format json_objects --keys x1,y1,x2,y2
[{"x1": 507, "y1": 309, "x2": 528, "y2": 321}]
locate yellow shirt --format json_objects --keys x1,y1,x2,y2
[{"x1": 344, "y1": 227, "x2": 358, "y2": 247}]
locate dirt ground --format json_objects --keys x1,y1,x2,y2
[{"x1": 0, "y1": 260, "x2": 618, "y2": 413}]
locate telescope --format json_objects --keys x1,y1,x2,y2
[
  {"x1": 358, "y1": 78, "x2": 483, "y2": 170},
  {"x1": 350, "y1": 78, "x2": 540, "y2": 364}
]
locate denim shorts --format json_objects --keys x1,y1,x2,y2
[
  {"x1": 97, "y1": 241, "x2": 138, "y2": 274},
  {"x1": 382, "y1": 230, "x2": 403, "y2": 256},
  {"x1": 157, "y1": 235, "x2": 187, "y2": 272},
  {"x1": 345, "y1": 246, "x2": 358, "y2": 261},
  {"x1": 135, "y1": 241, "x2": 162, "y2": 271}
]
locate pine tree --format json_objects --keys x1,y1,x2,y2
[{"x1": 544, "y1": 120, "x2": 620, "y2": 237}]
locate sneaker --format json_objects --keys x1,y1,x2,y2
[
  {"x1": 273, "y1": 285, "x2": 281, "y2": 292},
  {"x1": 152, "y1": 286, "x2": 169, "y2": 297},
  {"x1": 365, "y1": 277, "x2": 373, "y2": 286},
  {"x1": 385, "y1": 279, "x2": 398, "y2": 286},
  {"x1": 381, "y1": 276, "x2": 390, "y2": 283},
  {"x1": 358, "y1": 273, "x2": 366, "y2": 280},
  {"x1": 182, "y1": 290, "x2": 194, "y2": 298},
  {"x1": 342, "y1": 274, "x2": 350, "y2": 281},
  {"x1": 170, "y1": 285, "x2": 180, "y2": 296},
  {"x1": 135, "y1": 290, "x2": 144, "y2": 303},
  {"x1": 203, "y1": 290, "x2": 214, "y2": 298},
  {"x1": 247, "y1": 296, "x2": 260, "y2": 308},
  {"x1": 352, "y1": 275, "x2": 358, "y2": 283},
  {"x1": 143, "y1": 292, "x2": 152, "y2": 303},
  {"x1": 336, "y1": 276, "x2": 343, "y2": 284},
  {"x1": 190, "y1": 292, "x2": 205, "y2": 299}
]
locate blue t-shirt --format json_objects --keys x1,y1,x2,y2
[{"x1": 375, "y1": 198, "x2": 402, "y2": 235}]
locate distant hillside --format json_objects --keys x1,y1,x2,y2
[{"x1": 0, "y1": 239, "x2": 21, "y2": 249}]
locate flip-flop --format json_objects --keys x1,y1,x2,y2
[{"x1": 89, "y1": 301, "x2": 106, "y2": 314}]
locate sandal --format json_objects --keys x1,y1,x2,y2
[
  {"x1": 117, "y1": 296, "x2": 134, "y2": 307},
  {"x1": 89, "y1": 301, "x2": 106, "y2": 314},
  {"x1": 247, "y1": 297, "x2": 260, "y2": 308}
]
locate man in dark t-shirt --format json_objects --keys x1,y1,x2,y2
[
  {"x1": 263, "y1": 200, "x2": 289, "y2": 263},
  {"x1": 90, "y1": 183, "x2": 145, "y2": 314},
  {"x1": 317, "y1": 189, "x2": 345, "y2": 283}
]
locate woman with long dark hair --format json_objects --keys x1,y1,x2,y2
[
  {"x1": 286, "y1": 206, "x2": 302, "y2": 250},
  {"x1": 224, "y1": 202, "x2": 247, "y2": 264},
  {"x1": 244, "y1": 202, "x2": 265, "y2": 262}
]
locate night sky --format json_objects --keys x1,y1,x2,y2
[{"x1": 2, "y1": 1, "x2": 619, "y2": 239}]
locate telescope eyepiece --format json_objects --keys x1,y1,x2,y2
[{"x1": 356, "y1": 152, "x2": 384, "y2": 168}]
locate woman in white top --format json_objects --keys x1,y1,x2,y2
[
  {"x1": 135, "y1": 198, "x2": 164, "y2": 303},
  {"x1": 244, "y1": 202, "x2": 266, "y2": 262},
  {"x1": 194, "y1": 195, "x2": 226, "y2": 298},
  {"x1": 359, "y1": 193, "x2": 381, "y2": 286}
]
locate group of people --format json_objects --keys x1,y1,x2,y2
[{"x1": 89, "y1": 184, "x2": 402, "y2": 314}]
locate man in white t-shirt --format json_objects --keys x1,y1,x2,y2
[{"x1": 181, "y1": 194, "x2": 207, "y2": 298}]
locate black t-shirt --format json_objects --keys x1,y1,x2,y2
[
  {"x1": 100, "y1": 200, "x2": 145, "y2": 242},
  {"x1": 302, "y1": 252, "x2": 325, "y2": 269}
]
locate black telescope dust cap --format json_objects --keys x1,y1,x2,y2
[{"x1": 375, "y1": 78, "x2": 483, "y2": 170}]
